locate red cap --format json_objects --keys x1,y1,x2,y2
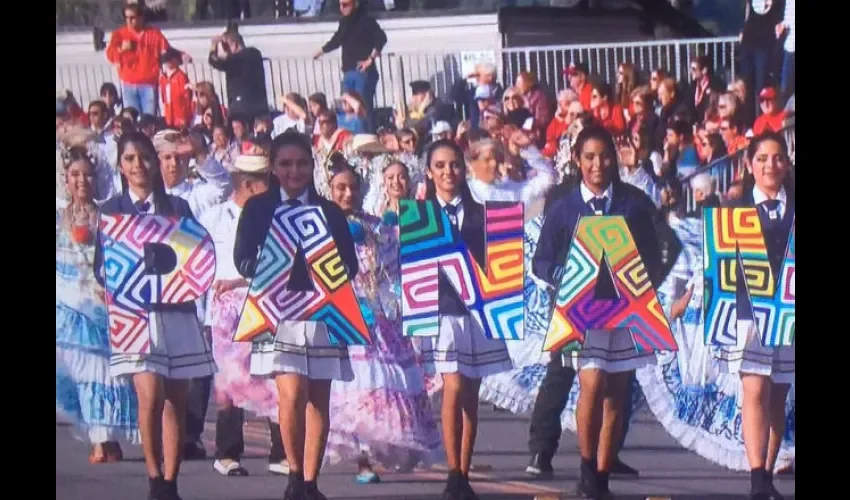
[
  {"x1": 759, "y1": 87, "x2": 778, "y2": 101},
  {"x1": 563, "y1": 62, "x2": 588, "y2": 77}
]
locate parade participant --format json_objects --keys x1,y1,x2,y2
[
  {"x1": 152, "y1": 129, "x2": 231, "y2": 220},
  {"x1": 324, "y1": 163, "x2": 441, "y2": 483},
  {"x1": 416, "y1": 139, "x2": 514, "y2": 500},
  {"x1": 56, "y1": 146, "x2": 138, "y2": 464},
  {"x1": 198, "y1": 154, "x2": 289, "y2": 477},
  {"x1": 234, "y1": 131, "x2": 358, "y2": 500},
  {"x1": 713, "y1": 132, "x2": 795, "y2": 500},
  {"x1": 533, "y1": 126, "x2": 664, "y2": 498},
  {"x1": 95, "y1": 131, "x2": 217, "y2": 500}
]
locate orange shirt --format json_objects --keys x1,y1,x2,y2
[
  {"x1": 543, "y1": 116, "x2": 569, "y2": 158},
  {"x1": 727, "y1": 135, "x2": 749, "y2": 156},
  {"x1": 752, "y1": 111, "x2": 788, "y2": 135},
  {"x1": 159, "y1": 69, "x2": 193, "y2": 129},
  {"x1": 106, "y1": 26, "x2": 170, "y2": 85}
]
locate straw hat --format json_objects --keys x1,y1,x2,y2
[
  {"x1": 351, "y1": 134, "x2": 389, "y2": 155},
  {"x1": 232, "y1": 154, "x2": 269, "y2": 174},
  {"x1": 152, "y1": 129, "x2": 181, "y2": 153}
]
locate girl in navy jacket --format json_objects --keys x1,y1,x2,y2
[
  {"x1": 415, "y1": 139, "x2": 513, "y2": 500},
  {"x1": 533, "y1": 126, "x2": 664, "y2": 498},
  {"x1": 95, "y1": 131, "x2": 216, "y2": 500}
]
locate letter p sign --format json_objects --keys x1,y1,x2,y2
[{"x1": 100, "y1": 214, "x2": 216, "y2": 355}]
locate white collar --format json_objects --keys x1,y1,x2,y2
[
  {"x1": 166, "y1": 180, "x2": 191, "y2": 195},
  {"x1": 752, "y1": 186, "x2": 787, "y2": 207},
  {"x1": 281, "y1": 188, "x2": 310, "y2": 205},
  {"x1": 128, "y1": 190, "x2": 154, "y2": 205},
  {"x1": 579, "y1": 182, "x2": 613, "y2": 203},
  {"x1": 436, "y1": 195, "x2": 462, "y2": 208}
]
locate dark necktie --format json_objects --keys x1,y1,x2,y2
[
  {"x1": 588, "y1": 196, "x2": 608, "y2": 215},
  {"x1": 760, "y1": 199, "x2": 781, "y2": 229},
  {"x1": 287, "y1": 199, "x2": 303, "y2": 207},
  {"x1": 443, "y1": 203, "x2": 459, "y2": 227},
  {"x1": 134, "y1": 200, "x2": 151, "y2": 213}
]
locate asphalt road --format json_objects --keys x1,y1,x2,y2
[{"x1": 56, "y1": 407, "x2": 795, "y2": 500}]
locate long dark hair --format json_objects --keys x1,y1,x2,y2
[
  {"x1": 740, "y1": 131, "x2": 795, "y2": 204},
  {"x1": 267, "y1": 130, "x2": 321, "y2": 200},
  {"x1": 117, "y1": 131, "x2": 172, "y2": 213},
  {"x1": 423, "y1": 139, "x2": 475, "y2": 203},
  {"x1": 573, "y1": 125, "x2": 623, "y2": 188}
]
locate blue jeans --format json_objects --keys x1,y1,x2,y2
[
  {"x1": 780, "y1": 51, "x2": 795, "y2": 102},
  {"x1": 342, "y1": 67, "x2": 380, "y2": 112},
  {"x1": 740, "y1": 47, "x2": 769, "y2": 113},
  {"x1": 121, "y1": 82, "x2": 158, "y2": 116}
]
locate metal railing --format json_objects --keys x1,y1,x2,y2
[
  {"x1": 56, "y1": 36, "x2": 739, "y2": 112},
  {"x1": 681, "y1": 124, "x2": 796, "y2": 213}
]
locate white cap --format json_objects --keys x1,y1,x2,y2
[{"x1": 431, "y1": 121, "x2": 452, "y2": 136}]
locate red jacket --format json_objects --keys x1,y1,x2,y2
[
  {"x1": 753, "y1": 111, "x2": 788, "y2": 135},
  {"x1": 543, "y1": 116, "x2": 569, "y2": 158},
  {"x1": 594, "y1": 103, "x2": 626, "y2": 137},
  {"x1": 106, "y1": 26, "x2": 170, "y2": 85},
  {"x1": 160, "y1": 69, "x2": 193, "y2": 129}
]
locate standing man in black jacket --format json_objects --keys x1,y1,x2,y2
[
  {"x1": 314, "y1": 1, "x2": 387, "y2": 112},
  {"x1": 209, "y1": 26, "x2": 268, "y2": 120}
]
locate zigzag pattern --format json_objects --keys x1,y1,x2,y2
[
  {"x1": 100, "y1": 214, "x2": 216, "y2": 355},
  {"x1": 399, "y1": 200, "x2": 525, "y2": 340},
  {"x1": 233, "y1": 205, "x2": 369, "y2": 346},
  {"x1": 544, "y1": 216, "x2": 675, "y2": 353},
  {"x1": 703, "y1": 208, "x2": 795, "y2": 347}
]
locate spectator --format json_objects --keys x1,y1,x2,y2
[
  {"x1": 99, "y1": 82, "x2": 122, "y2": 119},
  {"x1": 628, "y1": 86, "x2": 660, "y2": 149},
  {"x1": 649, "y1": 67, "x2": 668, "y2": 115},
  {"x1": 314, "y1": 110, "x2": 353, "y2": 163},
  {"x1": 502, "y1": 88, "x2": 524, "y2": 113},
  {"x1": 717, "y1": 92, "x2": 739, "y2": 123},
  {"x1": 106, "y1": 2, "x2": 188, "y2": 116},
  {"x1": 564, "y1": 61, "x2": 593, "y2": 111},
  {"x1": 631, "y1": 121, "x2": 663, "y2": 182},
  {"x1": 515, "y1": 71, "x2": 553, "y2": 139},
  {"x1": 88, "y1": 100, "x2": 110, "y2": 137},
  {"x1": 473, "y1": 85, "x2": 498, "y2": 129},
  {"x1": 208, "y1": 25, "x2": 268, "y2": 120},
  {"x1": 453, "y1": 62, "x2": 504, "y2": 129},
  {"x1": 308, "y1": 93, "x2": 330, "y2": 137},
  {"x1": 137, "y1": 114, "x2": 161, "y2": 138},
  {"x1": 192, "y1": 82, "x2": 226, "y2": 128},
  {"x1": 121, "y1": 106, "x2": 140, "y2": 125},
  {"x1": 543, "y1": 89, "x2": 579, "y2": 158},
  {"x1": 272, "y1": 93, "x2": 308, "y2": 136},
  {"x1": 397, "y1": 128, "x2": 417, "y2": 156},
  {"x1": 315, "y1": 0, "x2": 387, "y2": 111},
  {"x1": 728, "y1": 78, "x2": 754, "y2": 130},
  {"x1": 776, "y1": 0, "x2": 795, "y2": 101},
  {"x1": 689, "y1": 172, "x2": 721, "y2": 213},
  {"x1": 336, "y1": 91, "x2": 371, "y2": 134},
  {"x1": 664, "y1": 119, "x2": 700, "y2": 179},
  {"x1": 721, "y1": 117, "x2": 749, "y2": 156},
  {"x1": 616, "y1": 63, "x2": 637, "y2": 121},
  {"x1": 431, "y1": 121, "x2": 454, "y2": 142},
  {"x1": 399, "y1": 80, "x2": 455, "y2": 141},
  {"x1": 590, "y1": 80, "x2": 626, "y2": 137},
  {"x1": 752, "y1": 87, "x2": 787, "y2": 134},
  {"x1": 688, "y1": 55, "x2": 725, "y2": 124},
  {"x1": 159, "y1": 48, "x2": 194, "y2": 130},
  {"x1": 740, "y1": 0, "x2": 785, "y2": 119},
  {"x1": 654, "y1": 77, "x2": 686, "y2": 153}
]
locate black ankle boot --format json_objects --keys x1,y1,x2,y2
[
  {"x1": 284, "y1": 471, "x2": 305, "y2": 500},
  {"x1": 303, "y1": 480, "x2": 327, "y2": 500},
  {"x1": 441, "y1": 469, "x2": 463, "y2": 500},
  {"x1": 460, "y1": 472, "x2": 480, "y2": 500},
  {"x1": 147, "y1": 477, "x2": 164, "y2": 500},
  {"x1": 574, "y1": 459, "x2": 600, "y2": 498},
  {"x1": 749, "y1": 467, "x2": 771, "y2": 499},
  {"x1": 162, "y1": 479, "x2": 181, "y2": 500}
]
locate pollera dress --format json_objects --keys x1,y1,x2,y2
[
  {"x1": 478, "y1": 215, "x2": 645, "y2": 432},
  {"x1": 634, "y1": 215, "x2": 795, "y2": 471},
  {"x1": 326, "y1": 213, "x2": 442, "y2": 467},
  {"x1": 56, "y1": 208, "x2": 139, "y2": 444}
]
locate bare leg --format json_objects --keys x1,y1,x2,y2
[
  {"x1": 459, "y1": 376, "x2": 481, "y2": 475},
  {"x1": 597, "y1": 371, "x2": 630, "y2": 472},
  {"x1": 275, "y1": 374, "x2": 308, "y2": 474},
  {"x1": 766, "y1": 382, "x2": 791, "y2": 473},
  {"x1": 441, "y1": 373, "x2": 463, "y2": 471},
  {"x1": 741, "y1": 374, "x2": 771, "y2": 468},
  {"x1": 133, "y1": 373, "x2": 165, "y2": 478},
  {"x1": 303, "y1": 379, "x2": 332, "y2": 481},
  {"x1": 162, "y1": 379, "x2": 190, "y2": 481},
  {"x1": 576, "y1": 368, "x2": 606, "y2": 461}
]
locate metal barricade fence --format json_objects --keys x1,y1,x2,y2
[{"x1": 56, "y1": 36, "x2": 739, "y2": 112}]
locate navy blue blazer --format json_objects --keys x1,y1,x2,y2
[
  {"x1": 94, "y1": 192, "x2": 196, "y2": 314},
  {"x1": 726, "y1": 190, "x2": 795, "y2": 320},
  {"x1": 424, "y1": 197, "x2": 487, "y2": 317},
  {"x1": 533, "y1": 182, "x2": 665, "y2": 294},
  {"x1": 233, "y1": 187, "x2": 358, "y2": 289}
]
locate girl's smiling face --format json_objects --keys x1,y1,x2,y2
[{"x1": 427, "y1": 145, "x2": 464, "y2": 201}]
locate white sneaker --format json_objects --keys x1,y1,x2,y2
[
  {"x1": 268, "y1": 460, "x2": 290, "y2": 475},
  {"x1": 213, "y1": 459, "x2": 249, "y2": 477}
]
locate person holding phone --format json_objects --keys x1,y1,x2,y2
[
  {"x1": 106, "y1": 3, "x2": 190, "y2": 117},
  {"x1": 208, "y1": 24, "x2": 268, "y2": 121}
]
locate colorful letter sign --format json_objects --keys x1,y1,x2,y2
[
  {"x1": 703, "y1": 208, "x2": 795, "y2": 347},
  {"x1": 543, "y1": 216, "x2": 675, "y2": 353},
  {"x1": 399, "y1": 200, "x2": 525, "y2": 340},
  {"x1": 233, "y1": 205, "x2": 370, "y2": 345},
  {"x1": 100, "y1": 214, "x2": 216, "y2": 355}
]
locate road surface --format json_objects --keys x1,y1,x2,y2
[{"x1": 56, "y1": 406, "x2": 795, "y2": 499}]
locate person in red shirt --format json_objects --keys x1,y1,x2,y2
[
  {"x1": 159, "y1": 49, "x2": 194, "y2": 130},
  {"x1": 543, "y1": 89, "x2": 580, "y2": 158},
  {"x1": 752, "y1": 87, "x2": 788, "y2": 135},
  {"x1": 564, "y1": 61, "x2": 593, "y2": 111},
  {"x1": 590, "y1": 81, "x2": 626, "y2": 137},
  {"x1": 106, "y1": 3, "x2": 189, "y2": 117}
]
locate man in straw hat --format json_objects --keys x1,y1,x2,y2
[{"x1": 197, "y1": 154, "x2": 290, "y2": 477}]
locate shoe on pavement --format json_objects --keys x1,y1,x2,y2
[
  {"x1": 572, "y1": 478, "x2": 602, "y2": 499},
  {"x1": 355, "y1": 470, "x2": 381, "y2": 484},
  {"x1": 610, "y1": 458, "x2": 639, "y2": 476},
  {"x1": 525, "y1": 453, "x2": 554, "y2": 479},
  {"x1": 213, "y1": 459, "x2": 249, "y2": 477},
  {"x1": 269, "y1": 460, "x2": 291, "y2": 476},
  {"x1": 182, "y1": 440, "x2": 207, "y2": 461},
  {"x1": 303, "y1": 481, "x2": 328, "y2": 500},
  {"x1": 459, "y1": 474, "x2": 480, "y2": 500}
]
